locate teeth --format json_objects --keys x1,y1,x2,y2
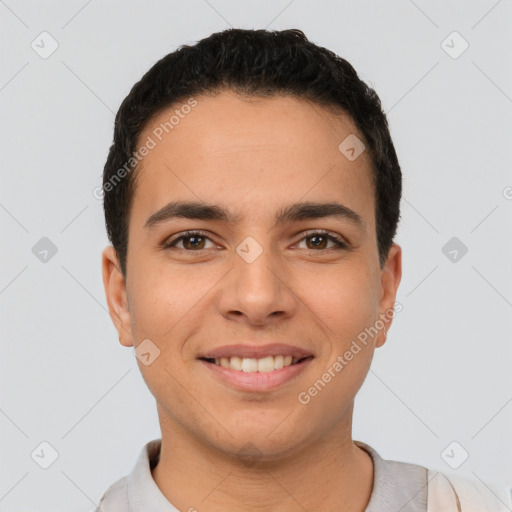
[
  {"x1": 229, "y1": 356, "x2": 242, "y2": 371},
  {"x1": 257, "y1": 356, "x2": 274, "y2": 372},
  {"x1": 242, "y1": 358, "x2": 258, "y2": 372},
  {"x1": 210, "y1": 355, "x2": 306, "y2": 372}
]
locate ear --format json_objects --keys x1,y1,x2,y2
[
  {"x1": 101, "y1": 245, "x2": 134, "y2": 347},
  {"x1": 376, "y1": 243, "x2": 402, "y2": 348}
]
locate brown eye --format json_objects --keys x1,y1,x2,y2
[
  {"x1": 297, "y1": 231, "x2": 348, "y2": 251},
  {"x1": 181, "y1": 235, "x2": 206, "y2": 250},
  {"x1": 164, "y1": 231, "x2": 215, "y2": 251},
  {"x1": 305, "y1": 234, "x2": 329, "y2": 250}
]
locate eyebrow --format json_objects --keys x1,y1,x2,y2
[{"x1": 144, "y1": 200, "x2": 365, "y2": 231}]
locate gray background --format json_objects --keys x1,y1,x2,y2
[{"x1": 1, "y1": 0, "x2": 511, "y2": 510}]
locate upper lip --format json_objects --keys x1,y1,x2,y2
[{"x1": 199, "y1": 343, "x2": 314, "y2": 360}]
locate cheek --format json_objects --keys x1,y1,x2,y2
[
  {"x1": 138, "y1": 356, "x2": 209, "y2": 440},
  {"x1": 304, "y1": 265, "x2": 378, "y2": 336},
  {"x1": 128, "y1": 267, "x2": 191, "y2": 339},
  {"x1": 127, "y1": 270, "x2": 206, "y2": 378}
]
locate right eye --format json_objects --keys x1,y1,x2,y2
[{"x1": 163, "y1": 230, "x2": 219, "y2": 252}]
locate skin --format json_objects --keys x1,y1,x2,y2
[{"x1": 102, "y1": 89, "x2": 402, "y2": 512}]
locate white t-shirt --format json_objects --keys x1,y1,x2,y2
[{"x1": 94, "y1": 438, "x2": 510, "y2": 511}]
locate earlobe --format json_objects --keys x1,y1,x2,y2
[{"x1": 101, "y1": 246, "x2": 134, "y2": 347}]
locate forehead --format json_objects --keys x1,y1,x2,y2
[{"x1": 131, "y1": 90, "x2": 375, "y2": 230}]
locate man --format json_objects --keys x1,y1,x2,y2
[{"x1": 98, "y1": 28, "x2": 508, "y2": 511}]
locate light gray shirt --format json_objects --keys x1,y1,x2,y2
[{"x1": 94, "y1": 438, "x2": 506, "y2": 511}]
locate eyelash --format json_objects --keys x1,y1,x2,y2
[{"x1": 163, "y1": 229, "x2": 348, "y2": 253}]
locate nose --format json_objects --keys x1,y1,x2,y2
[{"x1": 217, "y1": 241, "x2": 298, "y2": 326}]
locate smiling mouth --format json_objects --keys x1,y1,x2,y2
[{"x1": 199, "y1": 355, "x2": 314, "y2": 373}]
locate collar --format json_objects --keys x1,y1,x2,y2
[
  {"x1": 126, "y1": 439, "x2": 178, "y2": 511},
  {"x1": 355, "y1": 440, "x2": 428, "y2": 511}
]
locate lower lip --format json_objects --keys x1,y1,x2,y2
[{"x1": 199, "y1": 357, "x2": 314, "y2": 392}]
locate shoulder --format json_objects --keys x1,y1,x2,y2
[
  {"x1": 93, "y1": 475, "x2": 129, "y2": 512},
  {"x1": 91, "y1": 438, "x2": 162, "y2": 512},
  {"x1": 426, "y1": 469, "x2": 510, "y2": 512},
  {"x1": 355, "y1": 441, "x2": 510, "y2": 512}
]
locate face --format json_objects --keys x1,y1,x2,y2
[{"x1": 102, "y1": 89, "x2": 401, "y2": 461}]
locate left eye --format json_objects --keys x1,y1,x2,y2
[
  {"x1": 296, "y1": 232, "x2": 347, "y2": 250},
  {"x1": 164, "y1": 231, "x2": 347, "y2": 251}
]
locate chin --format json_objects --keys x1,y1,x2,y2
[{"x1": 212, "y1": 425, "x2": 312, "y2": 462}]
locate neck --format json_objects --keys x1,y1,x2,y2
[{"x1": 151, "y1": 407, "x2": 374, "y2": 512}]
